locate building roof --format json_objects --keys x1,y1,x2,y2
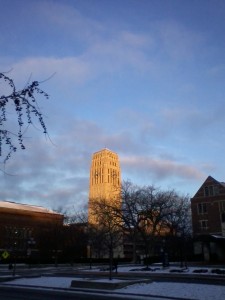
[
  {"x1": 0, "y1": 200, "x2": 60, "y2": 215},
  {"x1": 93, "y1": 148, "x2": 118, "y2": 155},
  {"x1": 192, "y1": 175, "x2": 225, "y2": 198}
]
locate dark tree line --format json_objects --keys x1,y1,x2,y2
[
  {"x1": 88, "y1": 180, "x2": 191, "y2": 265},
  {"x1": 14, "y1": 182, "x2": 190, "y2": 268}
]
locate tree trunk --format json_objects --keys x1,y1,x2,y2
[{"x1": 109, "y1": 246, "x2": 113, "y2": 280}]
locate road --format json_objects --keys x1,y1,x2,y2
[{"x1": 0, "y1": 286, "x2": 171, "y2": 300}]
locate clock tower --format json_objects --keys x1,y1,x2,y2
[{"x1": 88, "y1": 148, "x2": 121, "y2": 223}]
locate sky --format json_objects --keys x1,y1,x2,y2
[{"x1": 1, "y1": 0, "x2": 225, "y2": 213}]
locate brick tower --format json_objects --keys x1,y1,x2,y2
[{"x1": 88, "y1": 148, "x2": 121, "y2": 223}]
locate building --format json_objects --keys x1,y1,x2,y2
[
  {"x1": 191, "y1": 175, "x2": 225, "y2": 261},
  {"x1": 88, "y1": 148, "x2": 123, "y2": 258},
  {"x1": 0, "y1": 200, "x2": 64, "y2": 263},
  {"x1": 88, "y1": 148, "x2": 121, "y2": 224},
  {"x1": 191, "y1": 175, "x2": 225, "y2": 236}
]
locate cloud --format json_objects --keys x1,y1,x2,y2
[
  {"x1": 0, "y1": 10, "x2": 159, "y2": 85},
  {"x1": 120, "y1": 31, "x2": 151, "y2": 48},
  {"x1": 155, "y1": 20, "x2": 205, "y2": 61},
  {"x1": 1, "y1": 0, "x2": 224, "y2": 209},
  {"x1": 0, "y1": 118, "x2": 139, "y2": 209},
  {"x1": 33, "y1": 0, "x2": 104, "y2": 43},
  {"x1": 0, "y1": 0, "x2": 211, "y2": 88},
  {"x1": 0, "y1": 112, "x2": 214, "y2": 209},
  {"x1": 3, "y1": 35, "x2": 153, "y2": 90},
  {"x1": 159, "y1": 105, "x2": 225, "y2": 141},
  {"x1": 7, "y1": 57, "x2": 91, "y2": 87},
  {"x1": 121, "y1": 154, "x2": 205, "y2": 182}
]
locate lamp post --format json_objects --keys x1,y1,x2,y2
[
  {"x1": 177, "y1": 231, "x2": 187, "y2": 269},
  {"x1": 161, "y1": 238, "x2": 169, "y2": 268},
  {"x1": 27, "y1": 237, "x2": 36, "y2": 266},
  {"x1": 12, "y1": 230, "x2": 18, "y2": 276},
  {"x1": 87, "y1": 243, "x2": 92, "y2": 269}
]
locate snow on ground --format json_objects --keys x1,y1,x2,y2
[
  {"x1": 119, "y1": 281, "x2": 225, "y2": 300},
  {"x1": 1, "y1": 265, "x2": 225, "y2": 300},
  {"x1": 3, "y1": 276, "x2": 75, "y2": 288},
  {"x1": 2, "y1": 273, "x2": 225, "y2": 300}
]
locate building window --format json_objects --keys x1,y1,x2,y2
[
  {"x1": 221, "y1": 212, "x2": 225, "y2": 223},
  {"x1": 204, "y1": 185, "x2": 219, "y2": 197},
  {"x1": 198, "y1": 203, "x2": 207, "y2": 214},
  {"x1": 219, "y1": 200, "x2": 225, "y2": 223},
  {"x1": 219, "y1": 201, "x2": 225, "y2": 212},
  {"x1": 199, "y1": 220, "x2": 208, "y2": 230},
  {"x1": 204, "y1": 186, "x2": 209, "y2": 196}
]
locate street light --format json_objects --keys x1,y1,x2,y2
[
  {"x1": 177, "y1": 231, "x2": 187, "y2": 269},
  {"x1": 27, "y1": 237, "x2": 36, "y2": 266},
  {"x1": 12, "y1": 230, "x2": 18, "y2": 276},
  {"x1": 160, "y1": 238, "x2": 169, "y2": 268}
]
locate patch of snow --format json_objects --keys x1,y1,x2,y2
[
  {"x1": 2, "y1": 275, "x2": 225, "y2": 300},
  {"x1": 119, "y1": 281, "x2": 225, "y2": 300},
  {"x1": 3, "y1": 277, "x2": 74, "y2": 288}
]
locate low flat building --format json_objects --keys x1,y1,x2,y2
[{"x1": 0, "y1": 200, "x2": 64, "y2": 263}]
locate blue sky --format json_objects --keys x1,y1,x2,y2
[{"x1": 1, "y1": 0, "x2": 225, "y2": 212}]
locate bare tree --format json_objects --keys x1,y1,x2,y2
[
  {"x1": 117, "y1": 181, "x2": 144, "y2": 263},
  {"x1": 67, "y1": 210, "x2": 88, "y2": 225},
  {"x1": 165, "y1": 193, "x2": 192, "y2": 266},
  {"x1": 88, "y1": 224, "x2": 108, "y2": 261},
  {"x1": 165, "y1": 193, "x2": 191, "y2": 237},
  {"x1": 0, "y1": 72, "x2": 49, "y2": 164},
  {"x1": 119, "y1": 182, "x2": 190, "y2": 266},
  {"x1": 89, "y1": 197, "x2": 123, "y2": 279},
  {"x1": 134, "y1": 185, "x2": 166, "y2": 264},
  {"x1": 118, "y1": 183, "x2": 167, "y2": 263},
  {"x1": 88, "y1": 181, "x2": 192, "y2": 268}
]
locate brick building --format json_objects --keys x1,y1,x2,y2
[
  {"x1": 0, "y1": 200, "x2": 64, "y2": 263},
  {"x1": 191, "y1": 176, "x2": 225, "y2": 261}
]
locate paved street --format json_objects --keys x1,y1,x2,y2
[{"x1": 0, "y1": 285, "x2": 176, "y2": 300}]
